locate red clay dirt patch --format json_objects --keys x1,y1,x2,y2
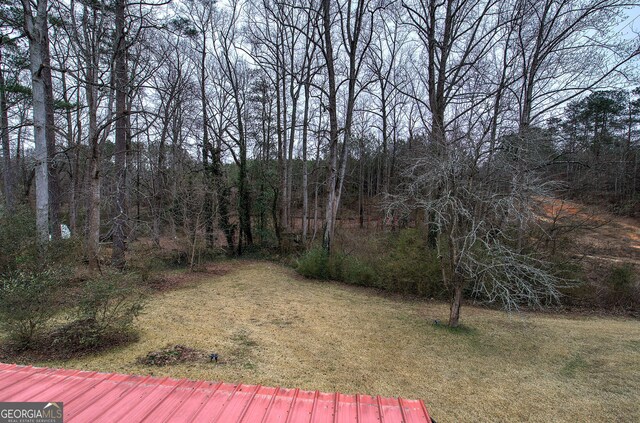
[{"x1": 536, "y1": 197, "x2": 640, "y2": 264}]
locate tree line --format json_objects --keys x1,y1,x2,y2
[{"x1": 1, "y1": 0, "x2": 638, "y2": 325}]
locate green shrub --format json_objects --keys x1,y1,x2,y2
[
  {"x1": 296, "y1": 247, "x2": 363, "y2": 283},
  {"x1": 296, "y1": 230, "x2": 442, "y2": 296},
  {"x1": 341, "y1": 256, "x2": 377, "y2": 286},
  {"x1": 74, "y1": 272, "x2": 146, "y2": 340},
  {"x1": 0, "y1": 207, "x2": 37, "y2": 273},
  {"x1": 327, "y1": 252, "x2": 346, "y2": 280},
  {"x1": 1, "y1": 269, "x2": 147, "y2": 358},
  {"x1": 43, "y1": 238, "x2": 85, "y2": 268},
  {"x1": 608, "y1": 264, "x2": 634, "y2": 290},
  {"x1": 603, "y1": 264, "x2": 639, "y2": 307},
  {"x1": 31, "y1": 271, "x2": 148, "y2": 352},
  {"x1": 375, "y1": 229, "x2": 443, "y2": 296},
  {"x1": 296, "y1": 247, "x2": 331, "y2": 279},
  {"x1": 0, "y1": 269, "x2": 64, "y2": 347}
]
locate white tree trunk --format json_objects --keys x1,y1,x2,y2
[{"x1": 23, "y1": 0, "x2": 50, "y2": 245}]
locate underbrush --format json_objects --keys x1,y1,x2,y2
[
  {"x1": 564, "y1": 263, "x2": 640, "y2": 314},
  {"x1": 0, "y1": 207, "x2": 84, "y2": 273},
  {"x1": 296, "y1": 227, "x2": 640, "y2": 313},
  {"x1": 0, "y1": 270, "x2": 147, "y2": 360},
  {"x1": 296, "y1": 229, "x2": 444, "y2": 298},
  {"x1": 604, "y1": 264, "x2": 639, "y2": 307}
]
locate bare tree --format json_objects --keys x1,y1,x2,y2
[
  {"x1": 21, "y1": 0, "x2": 50, "y2": 245},
  {"x1": 110, "y1": 0, "x2": 128, "y2": 268},
  {"x1": 387, "y1": 139, "x2": 567, "y2": 326},
  {"x1": 365, "y1": 3, "x2": 411, "y2": 199},
  {"x1": 213, "y1": 1, "x2": 253, "y2": 253},
  {"x1": 147, "y1": 32, "x2": 191, "y2": 247},
  {"x1": 321, "y1": 0, "x2": 377, "y2": 252},
  {"x1": 42, "y1": 15, "x2": 61, "y2": 240},
  {"x1": 512, "y1": 0, "x2": 637, "y2": 132},
  {"x1": 0, "y1": 36, "x2": 15, "y2": 212},
  {"x1": 61, "y1": 0, "x2": 116, "y2": 267}
]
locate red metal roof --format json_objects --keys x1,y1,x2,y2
[{"x1": 0, "y1": 363, "x2": 433, "y2": 422}]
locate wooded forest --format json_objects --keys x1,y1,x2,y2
[{"x1": 1, "y1": 0, "x2": 639, "y2": 327}]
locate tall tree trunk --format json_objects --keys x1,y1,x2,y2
[
  {"x1": 286, "y1": 77, "x2": 299, "y2": 228},
  {"x1": 380, "y1": 82, "x2": 389, "y2": 195},
  {"x1": 61, "y1": 71, "x2": 77, "y2": 234},
  {"x1": 85, "y1": 33, "x2": 102, "y2": 269},
  {"x1": 22, "y1": 0, "x2": 50, "y2": 245},
  {"x1": 0, "y1": 46, "x2": 14, "y2": 212},
  {"x1": 17, "y1": 108, "x2": 25, "y2": 198},
  {"x1": 153, "y1": 123, "x2": 168, "y2": 247},
  {"x1": 275, "y1": 56, "x2": 284, "y2": 244},
  {"x1": 87, "y1": 143, "x2": 101, "y2": 267},
  {"x1": 199, "y1": 31, "x2": 216, "y2": 250},
  {"x1": 125, "y1": 86, "x2": 134, "y2": 244},
  {"x1": 71, "y1": 115, "x2": 80, "y2": 236},
  {"x1": 214, "y1": 126, "x2": 234, "y2": 253},
  {"x1": 111, "y1": 0, "x2": 128, "y2": 269},
  {"x1": 359, "y1": 139, "x2": 364, "y2": 229},
  {"x1": 312, "y1": 119, "x2": 322, "y2": 242},
  {"x1": 331, "y1": 52, "x2": 359, "y2": 238},
  {"x1": 332, "y1": 90, "x2": 354, "y2": 234},
  {"x1": 236, "y1": 97, "x2": 252, "y2": 252},
  {"x1": 279, "y1": 37, "x2": 289, "y2": 233},
  {"x1": 323, "y1": 0, "x2": 369, "y2": 249},
  {"x1": 322, "y1": 0, "x2": 339, "y2": 252},
  {"x1": 301, "y1": 81, "x2": 310, "y2": 243},
  {"x1": 238, "y1": 153, "x2": 252, "y2": 253},
  {"x1": 42, "y1": 27, "x2": 61, "y2": 240}
]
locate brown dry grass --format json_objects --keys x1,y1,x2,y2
[{"x1": 36, "y1": 261, "x2": 639, "y2": 422}]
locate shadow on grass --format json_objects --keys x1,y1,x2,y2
[
  {"x1": 561, "y1": 354, "x2": 590, "y2": 378},
  {"x1": 432, "y1": 322, "x2": 478, "y2": 335},
  {"x1": 0, "y1": 325, "x2": 140, "y2": 363}
]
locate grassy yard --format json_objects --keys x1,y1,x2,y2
[{"x1": 37, "y1": 261, "x2": 639, "y2": 422}]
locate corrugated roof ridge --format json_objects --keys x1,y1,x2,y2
[
  {"x1": 376, "y1": 395, "x2": 386, "y2": 423},
  {"x1": 308, "y1": 390, "x2": 320, "y2": 423},
  {"x1": 283, "y1": 387, "x2": 300, "y2": 423},
  {"x1": 0, "y1": 364, "x2": 27, "y2": 385},
  {"x1": 398, "y1": 396, "x2": 409, "y2": 423},
  {"x1": 0, "y1": 365, "x2": 48, "y2": 394},
  {"x1": 22, "y1": 369, "x2": 84, "y2": 401},
  {"x1": 0, "y1": 363, "x2": 17, "y2": 377},
  {"x1": 210, "y1": 382, "x2": 242, "y2": 422},
  {"x1": 157, "y1": 379, "x2": 208, "y2": 423},
  {"x1": 420, "y1": 398, "x2": 432, "y2": 422},
  {"x1": 107, "y1": 376, "x2": 172, "y2": 421},
  {"x1": 182, "y1": 380, "x2": 224, "y2": 423},
  {"x1": 237, "y1": 383, "x2": 262, "y2": 423},
  {"x1": 61, "y1": 372, "x2": 119, "y2": 407},
  {"x1": 69, "y1": 374, "x2": 158, "y2": 422},
  {"x1": 259, "y1": 386, "x2": 281, "y2": 423},
  {"x1": 137, "y1": 377, "x2": 190, "y2": 422}
]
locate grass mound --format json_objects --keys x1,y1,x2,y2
[{"x1": 137, "y1": 344, "x2": 208, "y2": 366}]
